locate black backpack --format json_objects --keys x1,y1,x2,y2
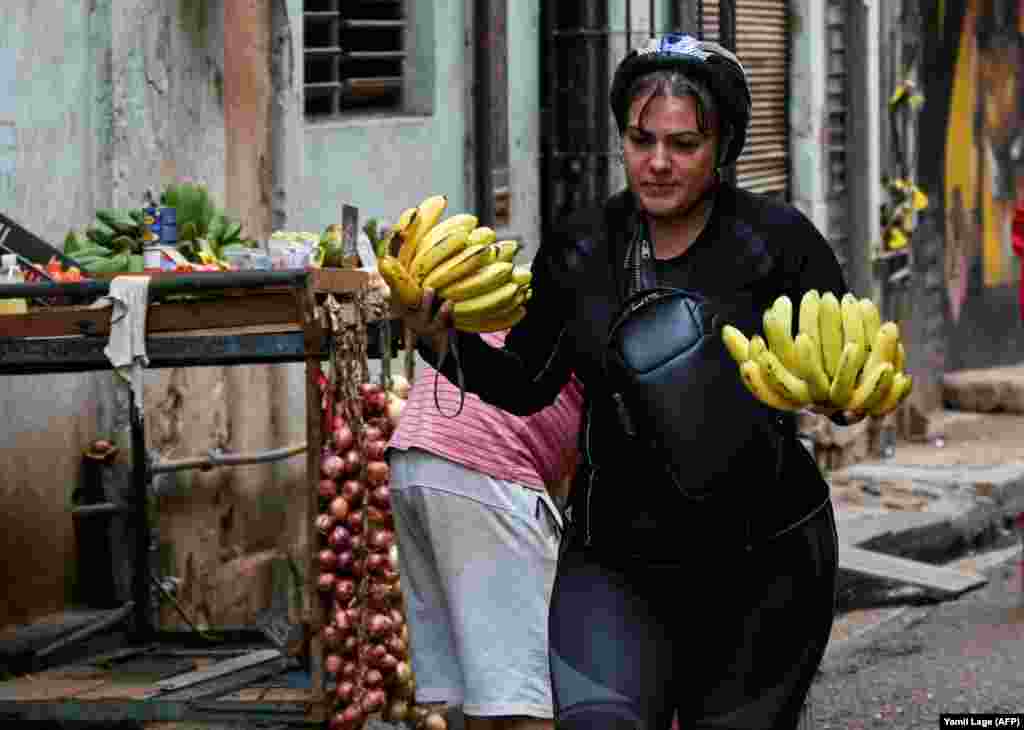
[{"x1": 603, "y1": 286, "x2": 786, "y2": 502}]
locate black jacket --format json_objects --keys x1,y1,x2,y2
[{"x1": 420, "y1": 183, "x2": 849, "y2": 561}]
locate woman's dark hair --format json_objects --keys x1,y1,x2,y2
[{"x1": 623, "y1": 70, "x2": 734, "y2": 165}]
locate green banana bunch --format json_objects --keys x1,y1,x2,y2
[
  {"x1": 721, "y1": 291, "x2": 912, "y2": 417},
  {"x1": 160, "y1": 180, "x2": 251, "y2": 263}
]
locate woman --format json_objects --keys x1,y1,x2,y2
[
  {"x1": 398, "y1": 34, "x2": 859, "y2": 730},
  {"x1": 386, "y1": 330, "x2": 582, "y2": 730}
]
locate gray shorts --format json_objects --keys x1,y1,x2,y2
[{"x1": 389, "y1": 448, "x2": 563, "y2": 718}]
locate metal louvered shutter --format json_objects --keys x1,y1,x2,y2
[
  {"x1": 826, "y1": 0, "x2": 850, "y2": 271},
  {"x1": 303, "y1": 0, "x2": 407, "y2": 119},
  {"x1": 700, "y1": 0, "x2": 790, "y2": 197}
]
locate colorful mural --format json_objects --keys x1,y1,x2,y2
[{"x1": 942, "y1": 0, "x2": 1024, "y2": 322}]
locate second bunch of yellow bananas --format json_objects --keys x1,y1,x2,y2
[
  {"x1": 375, "y1": 194, "x2": 533, "y2": 333},
  {"x1": 722, "y1": 291, "x2": 912, "y2": 419}
]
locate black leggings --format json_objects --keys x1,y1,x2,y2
[{"x1": 548, "y1": 502, "x2": 838, "y2": 730}]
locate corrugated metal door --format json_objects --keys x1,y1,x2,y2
[
  {"x1": 700, "y1": 0, "x2": 790, "y2": 198},
  {"x1": 826, "y1": 0, "x2": 850, "y2": 272}
]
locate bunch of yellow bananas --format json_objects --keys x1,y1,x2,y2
[
  {"x1": 375, "y1": 195, "x2": 533, "y2": 333},
  {"x1": 721, "y1": 291, "x2": 913, "y2": 419}
]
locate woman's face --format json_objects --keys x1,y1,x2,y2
[{"x1": 622, "y1": 92, "x2": 720, "y2": 220}]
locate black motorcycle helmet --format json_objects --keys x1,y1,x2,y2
[{"x1": 610, "y1": 34, "x2": 752, "y2": 168}]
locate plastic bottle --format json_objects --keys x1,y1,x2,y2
[{"x1": 0, "y1": 254, "x2": 27, "y2": 315}]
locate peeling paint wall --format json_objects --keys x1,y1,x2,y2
[
  {"x1": 0, "y1": 0, "x2": 307, "y2": 630},
  {"x1": 0, "y1": 0, "x2": 117, "y2": 628},
  {"x1": 292, "y1": 1, "x2": 543, "y2": 255}
]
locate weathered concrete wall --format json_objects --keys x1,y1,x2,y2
[
  {"x1": 0, "y1": 0, "x2": 116, "y2": 628},
  {"x1": 294, "y1": 1, "x2": 543, "y2": 255},
  {"x1": 0, "y1": 0, "x2": 309, "y2": 630}
]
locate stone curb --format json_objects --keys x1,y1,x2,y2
[{"x1": 830, "y1": 461, "x2": 1024, "y2": 570}]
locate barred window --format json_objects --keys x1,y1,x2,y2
[{"x1": 303, "y1": 0, "x2": 407, "y2": 118}]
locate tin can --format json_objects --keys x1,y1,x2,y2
[
  {"x1": 142, "y1": 206, "x2": 161, "y2": 245},
  {"x1": 158, "y1": 207, "x2": 177, "y2": 244}
]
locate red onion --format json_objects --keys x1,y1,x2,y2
[
  {"x1": 363, "y1": 688, "x2": 387, "y2": 713},
  {"x1": 340, "y1": 479, "x2": 365, "y2": 506},
  {"x1": 334, "y1": 578, "x2": 356, "y2": 603},
  {"x1": 363, "y1": 425, "x2": 384, "y2": 444},
  {"x1": 388, "y1": 608, "x2": 405, "y2": 629},
  {"x1": 318, "y1": 479, "x2": 338, "y2": 500},
  {"x1": 341, "y1": 660, "x2": 359, "y2": 678},
  {"x1": 342, "y1": 630, "x2": 358, "y2": 655},
  {"x1": 365, "y1": 460, "x2": 390, "y2": 486},
  {"x1": 367, "y1": 642, "x2": 388, "y2": 663},
  {"x1": 342, "y1": 634, "x2": 359, "y2": 656},
  {"x1": 321, "y1": 451, "x2": 345, "y2": 480},
  {"x1": 345, "y1": 607, "x2": 361, "y2": 625},
  {"x1": 358, "y1": 382, "x2": 381, "y2": 399},
  {"x1": 368, "y1": 581, "x2": 394, "y2": 603},
  {"x1": 328, "y1": 712, "x2": 347, "y2": 730},
  {"x1": 340, "y1": 704, "x2": 364, "y2": 728},
  {"x1": 316, "y1": 514, "x2": 335, "y2": 536},
  {"x1": 370, "y1": 484, "x2": 391, "y2": 509},
  {"x1": 361, "y1": 383, "x2": 388, "y2": 414},
  {"x1": 321, "y1": 625, "x2": 341, "y2": 649},
  {"x1": 365, "y1": 416, "x2": 392, "y2": 438},
  {"x1": 333, "y1": 423, "x2": 354, "y2": 453},
  {"x1": 349, "y1": 534, "x2": 365, "y2": 553},
  {"x1": 341, "y1": 449, "x2": 361, "y2": 476},
  {"x1": 330, "y1": 496, "x2": 350, "y2": 521},
  {"x1": 318, "y1": 573, "x2": 336, "y2": 593},
  {"x1": 386, "y1": 635, "x2": 407, "y2": 657},
  {"x1": 345, "y1": 509, "x2": 365, "y2": 534},
  {"x1": 363, "y1": 668, "x2": 384, "y2": 688},
  {"x1": 366, "y1": 553, "x2": 388, "y2": 574},
  {"x1": 334, "y1": 607, "x2": 352, "y2": 632},
  {"x1": 378, "y1": 653, "x2": 399, "y2": 672},
  {"x1": 336, "y1": 679, "x2": 356, "y2": 703},
  {"x1": 335, "y1": 550, "x2": 354, "y2": 572},
  {"x1": 367, "y1": 614, "x2": 393, "y2": 638},
  {"x1": 328, "y1": 525, "x2": 351, "y2": 550},
  {"x1": 318, "y1": 549, "x2": 338, "y2": 572},
  {"x1": 369, "y1": 528, "x2": 394, "y2": 552},
  {"x1": 325, "y1": 653, "x2": 343, "y2": 675},
  {"x1": 364, "y1": 439, "x2": 388, "y2": 462}
]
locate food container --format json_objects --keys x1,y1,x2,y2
[{"x1": 222, "y1": 249, "x2": 251, "y2": 271}]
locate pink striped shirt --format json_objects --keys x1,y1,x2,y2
[{"x1": 388, "y1": 331, "x2": 584, "y2": 491}]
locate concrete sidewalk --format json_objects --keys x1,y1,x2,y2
[{"x1": 828, "y1": 410, "x2": 1024, "y2": 581}]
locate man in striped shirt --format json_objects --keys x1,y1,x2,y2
[{"x1": 387, "y1": 329, "x2": 583, "y2": 730}]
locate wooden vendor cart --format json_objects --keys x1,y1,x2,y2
[{"x1": 0, "y1": 267, "x2": 397, "y2": 727}]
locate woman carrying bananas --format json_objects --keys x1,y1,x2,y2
[{"x1": 396, "y1": 34, "x2": 862, "y2": 730}]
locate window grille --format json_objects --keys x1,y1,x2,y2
[{"x1": 303, "y1": 0, "x2": 406, "y2": 119}]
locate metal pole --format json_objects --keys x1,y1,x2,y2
[
  {"x1": 474, "y1": 0, "x2": 496, "y2": 228},
  {"x1": 130, "y1": 398, "x2": 153, "y2": 641},
  {"x1": 626, "y1": 0, "x2": 632, "y2": 49},
  {"x1": 650, "y1": 0, "x2": 656, "y2": 36}
]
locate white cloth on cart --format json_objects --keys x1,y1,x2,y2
[{"x1": 97, "y1": 275, "x2": 151, "y2": 412}]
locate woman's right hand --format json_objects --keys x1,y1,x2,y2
[{"x1": 392, "y1": 286, "x2": 452, "y2": 355}]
